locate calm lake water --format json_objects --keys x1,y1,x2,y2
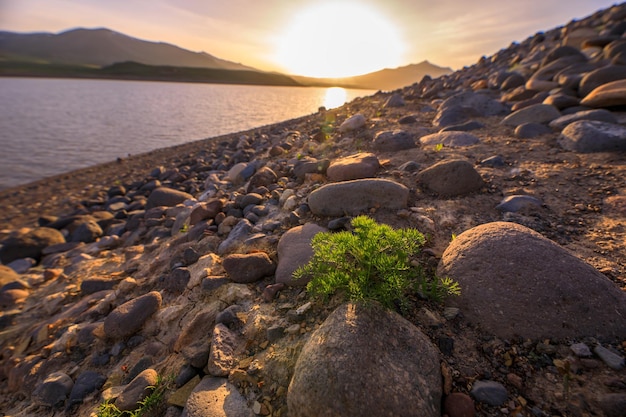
[{"x1": 0, "y1": 78, "x2": 373, "y2": 190}]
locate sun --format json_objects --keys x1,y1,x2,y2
[{"x1": 273, "y1": 2, "x2": 406, "y2": 78}]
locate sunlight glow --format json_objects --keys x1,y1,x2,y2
[
  {"x1": 323, "y1": 87, "x2": 348, "y2": 109},
  {"x1": 274, "y1": 2, "x2": 406, "y2": 78}
]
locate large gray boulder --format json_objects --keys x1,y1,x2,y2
[
  {"x1": 288, "y1": 303, "x2": 441, "y2": 417},
  {"x1": 558, "y1": 120, "x2": 626, "y2": 152},
  {"x1": 308, "y1": 179, "x2": 409, "y2": 217},
  {"x1": 438, "y1": 222, "x2": 626, "y2": 340}
]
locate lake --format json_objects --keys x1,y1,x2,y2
[{"x1": 0, "y1": 78, "x2": 374, "y2": 190}]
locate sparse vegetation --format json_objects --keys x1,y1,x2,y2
[
  {"x1": 293, "y1": 216, "x2": 460, "y2": 310},
  {"x1": 96, "y1": 375, "x2": 169, "y2": 417}
]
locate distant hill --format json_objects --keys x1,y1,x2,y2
[
  {"x1": 0, "y1": 27, "x2": 451, "y2": 90},
  {"x1": 294, "y1": 61, "x2": 453, "y2": 90},
  {"x1": 0, "y1": 27, "x2": 255, "y2": 71}
]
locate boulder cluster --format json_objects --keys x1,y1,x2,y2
[{"x1": 1, "y1": 3, "x2": 625, "y2": 417}]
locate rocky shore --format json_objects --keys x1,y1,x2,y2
[{"x1": 1, "y1": 4, "x2": 626, "y2": 417}]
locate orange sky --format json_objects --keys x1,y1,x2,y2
[{"x1": 0, "y1": 0, "x2": 619, "y2": 77}]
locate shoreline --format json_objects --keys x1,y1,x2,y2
[{"x1": 0, "y1": 112, "x2": 321, "y2": 231}]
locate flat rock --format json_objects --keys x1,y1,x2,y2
[
  {"x1": 146, "y1": 187, "x2": 193, "y2": 209},
  {"x1": 182, "y1": 376, "x2": 254, "y2": 417},
  {"x1": 558, "y1": 120, "x2": 626, "y2": 152},
  {"x1": 174, "y1": 302, "x2": 221, "y2": 368},
  {"x1": 326, "y1": 153, "x2": 379, "y2": 182},
  {"x1": 222, "y1": 252, "x2": 275, "y2": 283},
  {"x1": 0, "y1": 227, "x2": 66, "y2": 263},
  {"x1": 372, "y1": 130, "x2": 416, "y2": 151},
  {"x1": 420, "y1": 131, "x2": 480, "y2": 147},
  {"x1": 549, "y1": 109, "x2": 618, "y2": 131},
  {"x1": 275, "y1": 223, "x2": 326, "y2": 287},
  {"x1": 206, "y1": 323, "x2": 240, "y2": 376},
  {"x1": 417, "y1": 160, "x2": 484, "y2": 197},
  {"x1": 308, "y1": 179, "x2": 409, "y2": 216},
  {"x1": 103, "y1": 291, "x2": 162, "y2": 339},
  {"x1": 501, "y1": 103, "x2": 561, "y2": 127},
  {"x1": 438, "y1": 222, "x2": 626, "y2": 340},
  {"x1": 287, "y1": 303, "x2": 441, "y2": 417},
  {"x1": 581, "y1": 79, "x2": 626, "y2": 107}
]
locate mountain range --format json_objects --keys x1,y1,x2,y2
[{"x1": 0, "y1": 27, "x2": 452, "y2": 90}]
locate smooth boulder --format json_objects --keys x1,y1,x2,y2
[
  {"x1": 288, "y1": 303, "x2": 442, "y2": 417},
  {"x1": 438, "y1": 222, "x2": 626, "y2": 340},
  {"x1": 308, "y1": 179, "x2": 409, "y2": 217},
  {"x1": 558, "y1": 120, "x2": 626, "y2": 152}
]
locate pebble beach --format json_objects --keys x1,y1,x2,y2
[{"x1": 1, "y1": 3, "x2": 626, "y2": 416}]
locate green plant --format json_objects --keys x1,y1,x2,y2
[
  {"x1": 435, "y1": 143, "x2": 444, "y2": 152},
  {"x1": 96, "y1": 375, "x2": 169, "y2": 417},
  {"x1": 293, "y1": 216, "x2": 460, "y2": 309}
]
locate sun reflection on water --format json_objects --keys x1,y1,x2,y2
[{"x1": 323, "y1": 87, "x2": 348, "y2": 109}]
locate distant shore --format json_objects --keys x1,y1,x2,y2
[{"x1": 0, "y1": 60, "x2": 370, "y2": 89}]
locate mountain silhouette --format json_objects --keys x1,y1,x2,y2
[{"x1": 0, "y1": 27, "x2": 255, "y2": 70}]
